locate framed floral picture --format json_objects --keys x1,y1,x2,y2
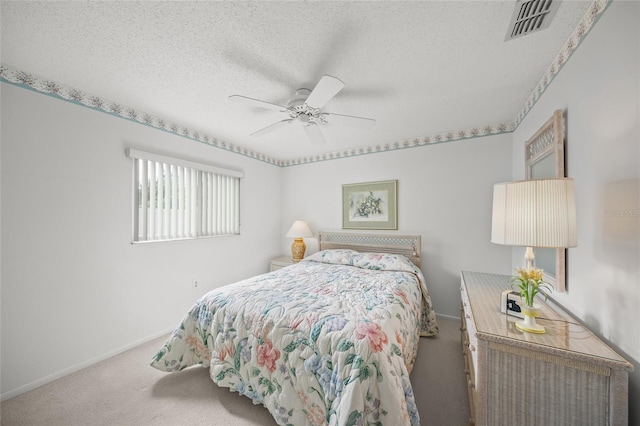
[{"x1": 342, "y1": 180, "x2": 397, "y2": 230}]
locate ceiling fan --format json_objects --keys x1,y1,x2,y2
[{"x1": 229, "y1": 75, "x2": 376, "y2": 145}]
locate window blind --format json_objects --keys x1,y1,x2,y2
[{"x1": 126, "y1": 148, "x2": 242, "y2": 242}]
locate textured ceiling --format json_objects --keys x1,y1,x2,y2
[{"x1": 1, "y1": 1, "x2": 595, "y2": 164}]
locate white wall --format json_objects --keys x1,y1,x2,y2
[
  {"x1": 511, "y1": 1, "x2": 640, "y2": 421},
  {"x1": 0, "y1": 84, "x2": 283, "y2": 399},
  {"x1": 281, "y1": 134, "x2": 514, "y2": 318},
  {"x1": 4, "y1": 2, "x2": 636, "y2": 410}
]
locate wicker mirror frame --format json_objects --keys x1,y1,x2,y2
[{"x1": 525, "y1": 109, "x2": 566, "y2": 292}]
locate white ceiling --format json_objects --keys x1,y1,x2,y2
[{"x1": 1, "y1": 1, "x2": 594, "y2": 164}]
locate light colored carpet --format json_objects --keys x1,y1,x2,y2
[{"x1": 1, "y1": 318, "x2": 469, "y2": 426}]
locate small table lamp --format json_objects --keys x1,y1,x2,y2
[{"x1": 286, "y1": 220, "x2": 313, "y2": 261}]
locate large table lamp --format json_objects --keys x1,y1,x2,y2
[
  {"x1": 491, "y1": 178, "x2": 577, "y2": 333},
  {"x1": 286, "y1": 220, "x2": 313, "y2": 261}
]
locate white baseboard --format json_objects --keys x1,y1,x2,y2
[
  {"x1": 1, "y1": 328, "x2": 172, "y2": 402},
  {"x1": 3, "y1": 313, "x2": 462, "y2": 401},
  {"x1": 435, "y1": 312, "x2": 461, "y2": 321}
]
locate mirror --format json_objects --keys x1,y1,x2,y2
[{"x1": 525, "y1": 110, "x2": 566, "y2": 292}]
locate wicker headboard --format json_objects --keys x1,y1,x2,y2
[{"x1": 317, "y1": 231, "x2": 421, "y2": 268}]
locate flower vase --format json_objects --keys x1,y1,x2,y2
[{"x1": 516, "y1": 304, "x2": 546, "y2": 334}]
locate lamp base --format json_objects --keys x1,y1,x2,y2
[{"x1": 291, "y1": 238, "x2": 306, "y2": 262}]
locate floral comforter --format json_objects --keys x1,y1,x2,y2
[{"x1": 151, "y1": 250, "x2": 438, "y2": 425}]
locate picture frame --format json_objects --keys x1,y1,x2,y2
[{"x1": 342, "y1": 180, "x2": 397, "y2": 230}]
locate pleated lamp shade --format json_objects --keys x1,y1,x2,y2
[{"x1": 491, "y1": 178, "x2": 577, "y2": 249}]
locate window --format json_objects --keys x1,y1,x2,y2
[{"x1": 126, "y1": 148, "x2": 243, "y2": 242}]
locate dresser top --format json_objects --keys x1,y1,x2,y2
[{"x1": 461, "y1": 271, "x2": 633, "y2": 371}]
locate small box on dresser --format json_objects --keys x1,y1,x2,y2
[{"x1": 460, "y1": 271, "x2": 633, "y2": 426}]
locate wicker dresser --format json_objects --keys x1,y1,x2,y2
[{"x1": 460, "y1": 271, "x2": 632, "y2": 426}]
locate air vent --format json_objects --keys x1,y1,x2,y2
[{"x1": 505, "y1": 0, "x2": 561, "y2": 41}]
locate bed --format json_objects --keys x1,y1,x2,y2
[{"x1": 151, "y1": 232, "x2": 438, "y2": 425}]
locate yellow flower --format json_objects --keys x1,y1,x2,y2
[
  {"x1": 510, "y1": 267, "x2": 551, "y2": 307},
  {"x1": 515, "y1": 267, "x2": 544, "y2": 282},
  {"x1": 515, "y1": 267, "x2": 530, "y2": 281},
  {"x1": 529, "y1": 268, "x2": 544, "y2": 282}
]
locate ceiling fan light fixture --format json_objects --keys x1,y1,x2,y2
[
  {"x1": 230, "y1": 74, "x2": 375, "y2": 145},
  {"x1": 298, "y1": 114, "x2": 310, "y2": 123}
]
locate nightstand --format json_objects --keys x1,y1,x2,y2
[
  {"x1": 460, "y1": 271, "x2": 632, "y2": 425},
  {"x1": 269, "y1": 256, "x2": 296, "y2": 272}
]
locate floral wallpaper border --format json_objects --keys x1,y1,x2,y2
[
  {"x1": 0, "y1": 64, "x2": 512, "y2": 167},
  {"x1": 0, "y1": 0, "x2": 609, "y2": 168},
  {"x1": 514, "y1": 0, "x2": 610, "y2": 126},
  {"x1": 0, "y1": 64, "x2": 283, "y2": 167}
]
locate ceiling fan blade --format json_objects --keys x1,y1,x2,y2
[
  {"x1": 229, "y1": 95, "x2": 288, "y2": 112},
  {"x1": 305, "y1": 75, "x2": 345, "y2": 109},
  {"x1": 304, "y1": 123, "x2": 326, "y2": 145},
  {"x1": 322, "y1": 112, "x2": 376, "y2": 129},
  {"x1": 250, "y1": 119, "x2": 293, "y2": 137}
]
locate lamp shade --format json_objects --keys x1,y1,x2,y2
[
  {"x1": 491, "y1": 178, "x2": 577, "y2": 248},
  {"x1": 286, "y1": 220, "x2": 313, "y2": 238}
]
